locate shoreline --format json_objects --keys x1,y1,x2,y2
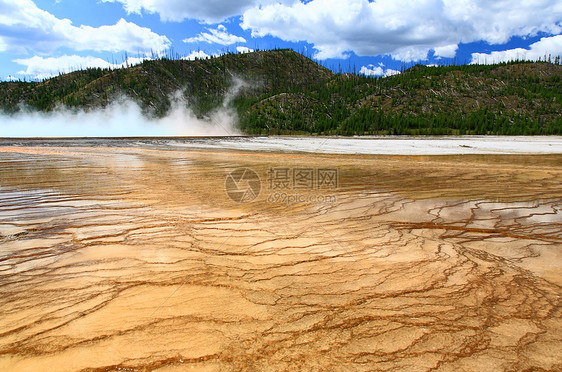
[{"x1": 1, "y1": 135, "x2": 561, "y2": 155}]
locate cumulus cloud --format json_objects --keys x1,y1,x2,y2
[
  {"x1": 471, "y1": 35, "x2": 562, "y2": 64},
  {"x1": 183, "y1": 25, "x2": 246, "y2": 45},
  {"x1": 12, "y1": 55, "x2": 151, "y2": 80},
  {"x1": 236, "y1": 46, "x2": 254, "y2": 54},
  {"x1": 101, "y1": 0, "x2": 259, "y2": 23},
  {"x1": 0, "y1": 0, "x2": 170, "y2": 54},
  {"x1": 182, "y1": 50, "x2": 212, "y2": 61},
  {"x1": 383, "y1": 69, "x2": 401, "y2": 77},
  {"x1": 359, "y1": 65, "x2": 384, "y2": 76},
  {"x1": 241, "y1": 0, "x2": 562, "y2": 61},
  {"x1": 359, "y1": 64, "x2": 400, "y2": 77},
  {"x1": 178, "y1": 47, "x2": 253, "y2": 63},
  {"x1": 100, "y1": 0, "x2": 302, "y2": 23}
]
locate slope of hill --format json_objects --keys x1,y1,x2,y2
[
  {"x1": 1, "y1": 49, "x2": 561, "y2": 135},
  {"x1": 237, "y1": 61, "x2": 562, "y2": 135},
  {"x1": 0, "y1": 49, "x2": 333, "y2": 117}
]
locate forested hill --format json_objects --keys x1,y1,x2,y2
[
  {"x1": 239, "y1": 60, "x2": 561, "y2": 135},
  {"x1": 0, "y1": 49, "x2": 333, "y2": 118},
  {"x1": 1, "y1": 49, "x2": 561, "y2": 135}
]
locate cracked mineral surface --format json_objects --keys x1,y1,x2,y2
[{"x1": 0, "y1": 144, "x2": 560, "y2": 371}]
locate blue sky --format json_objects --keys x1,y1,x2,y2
[{"x1": 0, "y1": 0, "x2": 561, "y2": 81}]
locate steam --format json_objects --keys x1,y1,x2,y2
[
  {"x1": 0, "y1": 89, "x2": 243, "y2": 138},
  {"x1": 223, "y1": 77, "x2": 248, "y2": 108}
]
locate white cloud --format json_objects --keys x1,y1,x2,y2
[
  {"x1": 100, "y1": 0, "x2": 302, "y2": 23},
  {"x1": 241, "y1": 0, "x2": 562, "y2": 61},
  {"x1": 13, "y1": 55, "x2": 150, "y2": 80},
  {"x1": 359, "y1": 64, "x2": 401, "y2": 77},
  {"x1": 471, "y1": 35, "x2": 562, "y2": 64},
  {"x1": 181, "y1": 50, "x2": 212, "y2": 60},
  {"x1": 359, "y1": 65, "x2": 384, "y2": 76},
  {"x1": 236, "y1": 46, "x2": 254, "y2": 54},
  {"x1": 183, "y1": 25, "x2": 246, "y2": 45},
  {"x1": 179, "y1": 47, "x2": 253, "y2": 62},
  {"x1": 0, "y1": 0, "x2": 170, "y2": 54},
  {"x1": 384, "y1": 69, "x2": 401, "y2": 77},
  {"x1": 433, "y1": 44, "x2": 458, "y2": 59},
  {"x1": 100, "y1": 0, "x2": 259, "y2": 23}
]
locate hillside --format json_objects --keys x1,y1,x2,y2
[
  {"x1": 237, "y1": 60, "x2": 562, "y2": 135},
  {"x1": 1, "y1": 49, "x2": 561, "y2": 135},
  {"x1": 0, "y1": 49, "x2": 333, "y2": 118}
]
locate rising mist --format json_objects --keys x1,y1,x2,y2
[{"x1": 0, "y1": 85, "x2": 245, "y2": 138}]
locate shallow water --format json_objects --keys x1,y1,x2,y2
[{"x1": 0, "y1": 142, "x2": 561, "y2": 371}]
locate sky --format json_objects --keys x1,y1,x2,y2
[{"x1": 0, "y1": 0, "x2": 561, "y2": 81}]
